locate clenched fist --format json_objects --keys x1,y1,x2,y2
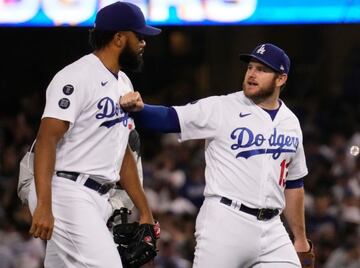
[{"x1": 120, "y1": 91, "x2": 144, "y2": 112}]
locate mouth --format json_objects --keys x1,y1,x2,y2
[{"x1": 247, "y1": 81, "x2": 258, "y2": 87}]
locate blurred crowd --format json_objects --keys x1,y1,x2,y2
[
  {"x1": 1, "y1": 95, "x2": 359, "y2": 268},
  {"x1": 1, "y1": 29, "x2": 360, "y2": 268}
]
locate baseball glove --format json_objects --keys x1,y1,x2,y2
[
  {"x1": 297, "y1": 240, "x2": 315, "y2": 268},
  {"x1": 114, "y1": 221, "x2": 160, "y2": 268}
]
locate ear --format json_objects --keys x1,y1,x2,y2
[
  {"x1": 113, "y1": 32, "x2": 127, "y2": 49},
  {"x1": 276, "y1": 74, "x2": 288, "y2": 88}
]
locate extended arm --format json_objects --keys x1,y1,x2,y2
[
  {"x1": 120, "y1": 91, "x2": 180, "y2": 133},
  {"x1": 131, "y1": 104, "x2": 180, "y2": 133},
  {"x1": 283, "y1": 187, "x2": 310, "y2": 252},
  {"x1": 30, "y1": 118, "x2": 69, "y2": 240},
  {"x1": 119, "y1": 146, "x2": 154, "y2": 224}
]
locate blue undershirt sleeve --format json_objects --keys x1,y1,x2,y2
[
  {"x1": 285, "y1": 178, "x2": 304, "y2": 189},
  {"x1": 130, "y1": 104, "x2": 180, "y2": 133}
]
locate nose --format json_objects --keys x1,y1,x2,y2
[{"x1": 247, "y1": 68, "x2": 256, "y2": 78}]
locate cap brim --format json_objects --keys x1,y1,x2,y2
[
  {"x1": 135, "y1": 25, "x2": 161, "y2": 36},
  {"x1": 239, "y1": 53, "x2": 280, "y2": 73}
]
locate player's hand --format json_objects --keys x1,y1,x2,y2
[
  {"x1": 120, "y1": 91, "x2": 144, "y2": 112},
  {"x1": 29, "y1": 203, "x2": 54, "y2": 240},
  {"x1": 294, "y1": 238, "x2": 310, "y2": 252},
  {"x1": 295, "y1": 239, "x2": 315, "y2": 268}
]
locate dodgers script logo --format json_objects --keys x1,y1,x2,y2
[
  {"x1": 230, "y1": 127, "x2": 299, "y2": 159},
  {"x1": 96, "y1": 97, "x2": 129, "y2": 128}
]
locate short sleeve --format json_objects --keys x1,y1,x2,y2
[
  {"x1": 287, "y1": 132, "x2": 308, "y2": 180},
  {"x1": 173, "y1": 96, "x2": 222, "y2": 141},
  {"x1": 42, "y1": 70, "x2": 88, "y2": 123}
]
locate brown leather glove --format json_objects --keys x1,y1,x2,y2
[{"x1": 297, "y1": 240, "x2": 315, "y2": 268}]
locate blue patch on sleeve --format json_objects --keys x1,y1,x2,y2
[
  {"x1": 131, "y1": 105, "x2": 180, "y2": 133},
  {"x1": 285, "y1": 178, "x2": 304, "y2": 189}
]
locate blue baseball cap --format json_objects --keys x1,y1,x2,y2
[
  {"x1": 95, "y1": 1, "x2": 161, "y2": 36},
  {"x1": 239, "y1": 43, "x2": 290, "y2": 74}
]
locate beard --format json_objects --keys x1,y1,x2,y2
[
  {"x1": 243, "y1": 78, "x2": 277, "y2": 104},
  {"x1": 118, "y1": 43, "x2": 144, "y2": 73}
]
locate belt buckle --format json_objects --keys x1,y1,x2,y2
[
  {"x1": 98, "y1": 183, "x2": 114, "y2": 195},
  {"x1": 257, "y1": 208, "x2": 272, "y2": 221}
]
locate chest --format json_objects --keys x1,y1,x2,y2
[
  {"x1": 83, "y1": 78, "x2": 132, "y2": 130},
  {"x1": 219, "y1": 106, "x2": 300, "y2": 160}
]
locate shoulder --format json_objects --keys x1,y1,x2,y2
[
  {"x1": 182, "y1": 91, "x2": 248, "y2": 110},
  {"x1": 52, "y1": 54, "x2": 99, "y2": 84},
  {"x1": 118, "y1": 71, "x2": 134, "y2": 92},
  {"x1": 46, "y1": 55, "x2": 100, "y2": 99},
  {"x1": 218, "y1": 91, "x2": 250, "y2": 108},
  {"x1": 280, "y1": 102, "x2": 302, "y2": 127}
]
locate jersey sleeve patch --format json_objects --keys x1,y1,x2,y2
[
  {"x1": 58, "y1": 98, "x2": 70, "y2": 109},
  {"x1": 62, "y1": 84, "x2": 74, "y2": 95}
]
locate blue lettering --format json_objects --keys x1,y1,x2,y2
[
  {"x1": 96, "y1": 97, "x2": 129, "y2": 128},
  {"x1": 231, "y1": 127, "x2": 254, "y2": 150},
  {"x1": 96, "y1": 97, "x2": 116, "y2": 119},
  {"x1": 254, "y1": 134, "x2": 265, "y2": 146},
  {"x1": 230, "y1": 127, "x2": 299, "y2": 159}
]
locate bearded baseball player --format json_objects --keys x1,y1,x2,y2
[
  {"x1": 120, "y1": 43, "x2": 315, "y2": 267},
  {"x1": 27, "y1": 2, "x2": 160, "y2": 267}
]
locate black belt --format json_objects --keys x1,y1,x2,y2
[
  {"x1": 56, "y1": 171, "x2": 114, "y2": 195},
  {"x1": 220, "y1": 197, "x2": 279, "y2": 221}
]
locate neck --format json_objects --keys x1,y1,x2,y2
[
  {"x1": 94, "y1": 49, "x2": 120, "y2": 74},
  {"x1": 255, "y1": 91, "x2": 280, "y2": 110}
]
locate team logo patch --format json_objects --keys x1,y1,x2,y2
[
  {"x1": 58, "y1": 98, "x2": 70, "y2": 109},
  {"x1": 62, "y1": 84, "x2": 74, "y2": 95}
]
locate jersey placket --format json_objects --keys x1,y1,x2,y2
[{"x1": 258, "y1": 106, "x2": 277, "y2": 209}]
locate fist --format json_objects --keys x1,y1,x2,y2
[{"x1": 120, "y1": 91, "x2": 144, "y2": 112}]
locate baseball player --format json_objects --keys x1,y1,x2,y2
[
  {"x1": 27, "y1": 2, "x2": 161, "y2": 267},
  {"x1": 120, "y1": 43, "x2": 314, "y2": 267}
]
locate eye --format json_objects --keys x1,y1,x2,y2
[{"x1": 135, "y1": 32, "x2": 145, "y2": 41}]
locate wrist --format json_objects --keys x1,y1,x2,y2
[
  {"x1": 139, "y1": 212, "x2": 154, "y2": 224},
  {"x1": 294, "y1": 238, "x2": 311, "y2": 252}
]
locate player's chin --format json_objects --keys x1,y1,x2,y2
[{"x1": 243, "y1": 86, "x2": 260, "y2": 97}]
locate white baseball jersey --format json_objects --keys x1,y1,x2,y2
[
  {"x1": 173, "y1": 91, "x2": 308, "y2": 210},
  {"x1": 42, "y1": 53, "x2": 134, "y2": 183}
]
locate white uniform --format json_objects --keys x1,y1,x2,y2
[
  {"x1": 173, "y1": 91, "x2": 308, "y2": 268},
  {"x1": 28, "y1": 54, "x2": 135, "y2": 268}
]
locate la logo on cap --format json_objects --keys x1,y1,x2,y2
[{"x1": 256, "y1": 44, "x2": 266, "y2": 55}]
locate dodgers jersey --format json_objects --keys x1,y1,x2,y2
[
  {"x1": 173, "y1": 91, "x2": 308, "y2": 210},
  {"x1": 42, "y1": 54, "x2": 134, "y2": 183}
]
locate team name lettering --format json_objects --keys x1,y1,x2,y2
[
  {"x1": 96, "y1": 97, "x2": 129, "y2": 128},
  {"x1": 230, "y1": 127, "x2": 299, "y2": 159}
]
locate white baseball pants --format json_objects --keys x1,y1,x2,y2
[
  {"x1": 28, "y1": 174, "x2": 122, "y2": 268},
  {"x1": 193, "y1": 197, "x2": 301, "y2": 268}
]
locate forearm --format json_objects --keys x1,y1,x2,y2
[
  {"x1": 34, "y1": 118, "x2": 69, "y2": 206},
  {"x1": 283, "y1": 187, "x2": 310, "y2": 251},
  {"x1": 30, "y1": 118, "x2": 68, "y2": 240},
  {"x1": 34, "y1": 132, "x2": 57, "y2": 206},
  {"x1": 119, "y1": 146, "x2": 153, "y2": 224},
  {"x1": 283, "y1": 187, "x2": 307, "y2": 239},
  {"x1": 131, "y1": 104, "x2": 180, "y2": 133}
]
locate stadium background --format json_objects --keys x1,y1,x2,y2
[{"x1": 0, "y1": 23, "x2": 359, "y2": 268}]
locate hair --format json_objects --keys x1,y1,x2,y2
[{"x1": 88, "y1": 28, "x2": 118, "y2": 50}]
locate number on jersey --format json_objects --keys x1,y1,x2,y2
[{"x1": 278, "y1": 159, "x2": 290, "y2": 187}]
